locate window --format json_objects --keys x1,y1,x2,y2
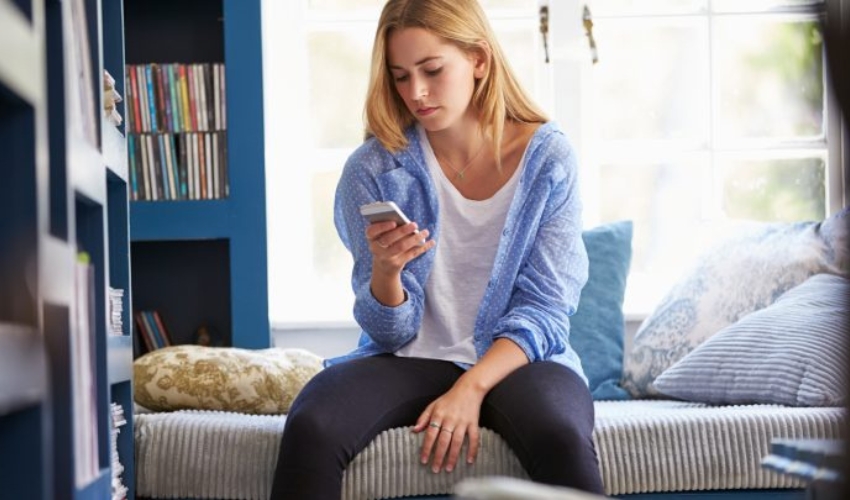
[
  {"x1": 262, "y1": 0, "x2": 547, "y2": 327},
  {"x1": 263, "y1": 0, "x2": 841, "y2": 329},
  {"x1": 559, "y1": 0, "x2": 840, "y2": 314}
]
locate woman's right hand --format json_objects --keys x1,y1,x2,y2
[{"x1": 366, "y1": 221, "x2": 434, "y2": 306}]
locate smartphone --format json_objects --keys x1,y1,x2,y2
[{"x1": 359, "y1": 201, "x2": 413, "y2": 226}]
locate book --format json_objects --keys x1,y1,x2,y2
[
  {"x1": 125, "y1": 63, "x2": 229, "y2": 201},
  {"x1": 108, "y1": 287, "x2": 124, "y2": 336},
  {"x1": 73, "y1": 252, "x2": 99, "y2": 487},
  {"x1": 110, "y1": 402, "x2": 129, "y2": 500},
  {"x1": 135, "y1": 310, "x2": 173, "y2": 352},
  {"x1": 64, "y1": 0, "x2": 98, "y2": 145}
]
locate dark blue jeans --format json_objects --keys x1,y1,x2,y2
[{"x1": 270, "y1": 354, "x2": 603, "y2": 499}]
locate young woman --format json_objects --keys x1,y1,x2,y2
[{"x1": 270, "y1": 0, "x2": 603, "y2": 497}]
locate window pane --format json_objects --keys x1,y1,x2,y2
[
  {"x1": 312, "y1": 169, "x2": 352, "y2": 282},
  {"x1": 493, "y1": 25, "x2": 539, "y2": 99},
  {"x1": 713, "y1": 17, "x2": 824, "y2": 143},
  {"x1": 307, "y1": 0, "x2": 384, "y2": 11},
  {"x1": 277, "y1": 167, "x2": 354, "y2": 324},
  {"x1": 718, "y1": 155, "x2": 826, "y2": 221},
  {"x1": 598, "y1": 157, "x2": 712, "y2": 311},
  {"x1": 308, "y1": 30, "x2": 374, "y2": 149},
  {"x1": 591, "y1": 18, "x2": 708, "y2": 142},
  {"x1": 588, "y1": 0, "x2": 707, "y2": 16},
  {"x1": 712, "y1": 0, "x2": 824, "y2": 13}
]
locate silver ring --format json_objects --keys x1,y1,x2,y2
[
  {"x1": 428, "y1": 421, "x2": 441, "y2": 429},
  {"x1": 377, "y1": 240, "x2": 389, "y2": 249},
  {"x1": 441, "y1": 427, "x2": 454, "y2": 434}
]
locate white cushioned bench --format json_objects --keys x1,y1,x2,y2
[{"x1": 134, "y1": 400, "x2": 844, "y2": 500}]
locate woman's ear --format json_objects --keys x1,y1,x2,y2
[{"x1": 472, "y1": 41, "x2": 491, "y2": 79}]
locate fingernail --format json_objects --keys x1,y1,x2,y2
[
  {"x1": 421, "y1": 457, "x2": 427, "y2": 464},
  {"x1": 432, "y1": 467, "x2": 439, "y2": 473},
  {"x1": 446, "y1": 466, "x2": 453, "y2": 472}
]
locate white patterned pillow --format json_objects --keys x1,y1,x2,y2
[
  {"x1": 134, "y1": 345, "x2": 324, "y2": 414},
  {"x1": 622, "y1": 208, "x2": 850, "y2": 398}
]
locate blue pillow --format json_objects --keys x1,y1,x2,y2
[{"x1": 570, "y1": 220, "x2": 633, "y2": 400}]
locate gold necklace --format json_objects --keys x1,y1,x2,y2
[{"x1": 435, "y1": 140, "x2": 487, "y2": 181}]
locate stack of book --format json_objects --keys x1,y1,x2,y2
[
  {"x1": 135, "y1": 310, "x2": 173, "y2": 352},
  {"x1": 125, "y1": 62, "x2": 228, "y2": 201},
  {"x1": 108, "y1": 287, "x2": 124, "y2": 336},
  {"x1": 110, "y1": 402, "x2": 128, "y2": 500}
]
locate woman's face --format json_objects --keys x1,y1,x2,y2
[{"x1": 386, "y1": 27, "x2": 485, "y2": 133}]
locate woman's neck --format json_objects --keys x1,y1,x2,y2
[{"x1": 425, "y1": 118, "x2": 489, "y2": 169}]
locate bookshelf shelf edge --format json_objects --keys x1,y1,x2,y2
[{"x1": 130, "y1": 200, "x2": 233, "y2": 241}]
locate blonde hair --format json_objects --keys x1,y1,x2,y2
[{"x1": 365, "y1": 0, "x2": 547, "y2": 156}]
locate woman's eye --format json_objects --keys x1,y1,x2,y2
[
  {"x1": 394, "y1": 74, "x2": 409, "y2": 83},
  {"x1": 425, "y1": 68, "x2": 443, "y2": 77}
]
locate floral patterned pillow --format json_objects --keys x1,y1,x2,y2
[
  {"x1": 134, "y1": 345, "x2": 324, "y2": 414},
  {"x1": 621, "y1": 208, "x2": 850, "y2": 398}
]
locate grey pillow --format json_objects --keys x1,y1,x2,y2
[
  {"x1": 622, "y1": 208, "x2": 850, "y2": 398},
  {"x1": 653, "y1": 273, "x2": 850, "y2": 407}
]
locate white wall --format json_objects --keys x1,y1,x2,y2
[{"x1": 273, "y1": 326, "x2": 359, "y2": 359}]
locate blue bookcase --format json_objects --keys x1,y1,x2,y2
[
  {"x1": 0, "y1": 0, "x2": 134, "y2": 499},
  {"x1": 125, "y1": 0, "x2": 270, "y2": 352}
]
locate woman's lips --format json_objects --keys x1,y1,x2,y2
[{"x1": 417, "y1": 106, "x2": 438, "y2": 116}]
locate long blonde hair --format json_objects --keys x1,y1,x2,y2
[{"x1": 365, "y1": 0, "x2": 547, "y2": 156}]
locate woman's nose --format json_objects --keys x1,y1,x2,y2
[{"x1": 410, "y1": 77, "x2": 428, "y2": 101}]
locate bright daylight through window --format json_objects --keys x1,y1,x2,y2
[
  {"x1": 263, "y1": 0, "x2": 839, "y2": 327},
  {"x1": 264, "y1": 0, "x2": 546, "y2": 326},
  {"x1": 580, "y1": 0, "x2": 837, "y2": 314}
]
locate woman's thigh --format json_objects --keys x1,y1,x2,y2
[
  {"x1": 284, "y1": 354, "x2": 463, "y2": 451},
  {"x1": 478, "y1": 362, "x2": 602, "y2": 492}
]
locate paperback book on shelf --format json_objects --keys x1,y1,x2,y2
[
  {"x1": 73, "y1": 252, "x2": 99, "y2": 488},
  {"x1": 110, "y1": 402, "x2": 128, "y2": 500},
  {"x1": 63, "y1": 0, "x2": 98, "y2": 146},
  {"x1": 135, "y1": 310, "x2": 173, "y2": 353},
  {"x1": 109, "y1": 287, "x2": 124, "y2": 336},
  {"x1": 125, "y1": 62, "x2": 228, "y2": 201}
]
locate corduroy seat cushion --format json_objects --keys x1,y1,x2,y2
[{"x1": 134, "y1": 400, "x2": 844, "y2": 500}]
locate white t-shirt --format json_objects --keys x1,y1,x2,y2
[{"x1": 395, "y1": 126, "x2": 524, "y2": 364}]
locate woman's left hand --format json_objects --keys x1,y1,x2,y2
[{"x1": 412, "y1": 382, "x2": 486, "y2": 473}]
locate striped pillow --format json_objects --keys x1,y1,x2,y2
[{"x1": 654, "y1": 273, "x2": 850, "y2": 407}]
